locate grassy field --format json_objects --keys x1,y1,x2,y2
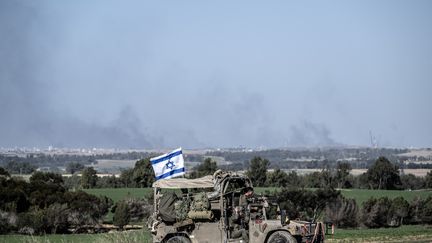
[
  {"x1": 339, "y1": 188, "x2": 432, "y2": 205},
  {"x1": 0, "y1": 230, "x2": 151, "y2": 243},
  {"x1": 327, "y1": 225, "x2": 432, "y2": 242},
  {"x1": 84, "y1": 188, "x2": 152, "y2": 204},
  {"x1": 2, "y1": 224, "x2": 432, "y2": 243},
  {"x1": 83, "y1": 187, "x2": 432, "y2": 209}
]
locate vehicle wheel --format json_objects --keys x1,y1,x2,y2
[
  {"x1": 165, "y1": 235, "x2": 191, "y2": 243},
  {"x1": 267, "y1": 231, "x2": 297, "y2": 243}
]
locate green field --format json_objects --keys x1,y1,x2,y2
[
  {"x1": 2, "y1": 224, "x2": 432, "y2": 243},
  {"x1": 83, "y1": 187, "x2": 432, "y2": 206},
  {"x1": 84, "y1": 188, "x2": 152, "y2": 204},
  {"x1": 253, "y1": 187, "x2": 432, "y2": 205},
  {"x1": 327, "y1": 225, "x2": 432, "y2": 242},
  {"x1": 339, "y1": 189, "x2": 432, "y2": 205},
  {"x1": 0, "y1": 230, "x2": 151, "y2": 243}
]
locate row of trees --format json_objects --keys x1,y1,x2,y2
[
  {"x1": 0, "y1": 152, "x2": 154, "y2": 170},
  {"x1": 247, "y1": 156, "x2": 432, "y2": 190},
  {"x1": 268, "y1": 187, "x2": 432, "y2": 229},
  {"x1": 329, "y1": 195, "x2": 432, "y2": 228},
  {"x1": 52, "y1": 154, "x2": 432, "y2": 196},
  {"x1": 63, "y1": 159, "x2": 155, "y2": 190},
  {"x1": 62, "y1": 156, "x2": 431, "y2": 191}
]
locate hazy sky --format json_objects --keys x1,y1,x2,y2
[{"x1": 1, "y1": 1, "x2": 431, "y2": 149}]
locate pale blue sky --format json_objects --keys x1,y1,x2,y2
[{"x1": 1, "y1": 1, "x2": 431, "y2": 148}]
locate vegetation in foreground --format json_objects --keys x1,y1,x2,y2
[
  {"x1": 0, "y1": 229, "x2": 151, "y2": 243},
  {"x1": 328, "y1": 225, "x2": 432, "y2": 242},
  {"x1": 1, "y1": 225, "x2": 432, "y2": 243}
]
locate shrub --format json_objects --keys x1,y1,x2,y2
[
  {"x1": 325, "y1": 196, "x2": 359, "y2": 228},
  {"x1": 113, "y1": 201, "x2": 130, "y2": 230},
  {"x1": 45, "y1": 203, "x2": 70, "y2": 234},
  {"x1": 361, "y1": 197, "x2": 392, "y2": 228},
  {"x1": 17, "y1": 210, "x2": 46, "y2": 235},
  {"x1": 409, "y1": 195, "x2": 432, "y2": 224},
  {"x1": 65, "y1": 191, "x2": 113, "y2": 228},
  {"x1": 389, "y1": 197, "x2": 409, "y2": 226},
  {"x1": 273, "y1": 187, "x2": 340, "y2": 221}
]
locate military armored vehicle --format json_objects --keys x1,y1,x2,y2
[{"x1": 148, "y1": 171, "x2": 325, "y2": 243}]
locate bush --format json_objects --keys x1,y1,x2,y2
[
  {"x1": 65, "y1": 191, "x2": 113, "y2": 228},
  {"x1": 45, "y1": 203, "x2": 70, "y2": 234},
  {"x1": 63, "y1": 174, "x2": 81, "y2": 190},
  {"x1": 325, "y1": 196, "x2": 359, "y2": 228},
  {"x1": 113, "y1": 201, "x2": 130, "y2": 230},
  {"x1": 112, "y1": 197, "x2": 152, "y2": 230},
  {"x1": 272, "y1": 187, "x2": 340, "y2": 221},
  {"x1": 361, "y1": 197, "x2": 392, "y2": 228},
  {"x1": 409, "y1": 196, "x2": 432, "y2": 224},
  {"x1": 390, "y1": 197, "x2": 409, "y2": 226},
  {"x1": 17, "y1": 210, "x2": 46, "y2": 235},
  {"x1": 0, "y1": 172, "x2": 113, "y2": 235},
  {"x1": 0, "y1": 211, "x2": 16, "y2": 234},
  {"x1": 400, "y1": 174, "x2": 425, "y2": 190}
]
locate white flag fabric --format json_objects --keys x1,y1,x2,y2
[{"x1": 150, "y1": 148, "x2": 185, "y2": 180}]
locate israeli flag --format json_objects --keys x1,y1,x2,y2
[{"x1": 150, "y1": 148, "x2": 185, "y2": 180}]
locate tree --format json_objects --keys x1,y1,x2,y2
[
  {"x1": 286, "y1": 171, "x2": 302, "y2": 187},
  {"x1": 319, "y1": 168, "x2": 336, "y2": 188},
  {"x1": 81, "y1": 167, "x2": 98, "y2": 189},
  {"x1": 410, "y1": 195, "x2": 432, "y2": 224},
  {"x1": 335, "y1": 162, "x2": 352, "y2": 188},
  {"x1": 426, "y1": 170, "x2": 432, "y2": 188},
  {"x1": 189, "y1": 158, "x2": 218, "y2": 179},
  {"x1": 120, "y1": 168, "x2": 135, "y2": 187},
  {"x1": 113, "y1": 201, "x2": 130, "y2": 230},
  {"x1": 365, "y1": 157, "x2": 401, "y2": 190},
  {"x1": 390, "y1": 197, "x2": 409, "y2": 226},
  {"x1": 305, "y1": 172, "x2": 322, "y2": 188},
  {"x1": 246, "y1": 157, "x2": 269, "y2": 187},
  {"x1": 112, "y1": 197, "x2": 152, "y2": 227},
  {"x1": 266, "y1": 168, "x2": 289, "y2": 187},
  {"x1": 312, "y1": 188, "x2": 341, "y2": 221},
  {"x1": 66, "y1": 162, "x2": 85, "y2": 174},
  {"x1": 325, "y1": 196, "x2": 359, "y2": 228},
  {"x1": 275, "y1": 187, "x2": 340, "y2": 221},
  {"x1": 64, "y1": 191, "x2": 113, "y2": 230},
  {"x1": 400, "y1": 174, "x2": 425, "y2": 190},
  {"x1": 44, "y1": 203, "x2": 70, "y2": 234},
  {"x1": 97, "y1": 175, "x2": 120, "y2": 188},
  {"x1": 30, "y1": 171, "x2": 63, "y2": 185},
  {"x1": 0, "y1": 167, "x2": 10, "y2": 177},
  {"x1": 0, "y1": 178, "x2": 30, "y2": 213},
  {"x1": 132, "y1": 158, "x2": 154, "y2": 187},
  {"x1": 29, "y1": 172, "x2": 66, "y2": 209},
  {"x1": 361, "y1": 197, "x2": 392, "y2": 228},
  {"x1": 63, "y1": 174, "x2": 81, "y2": 190},
  {"x1": 5, "y1": 161, "x2": 36, "y2": 174}
]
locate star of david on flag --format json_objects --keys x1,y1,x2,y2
[{"x1": 150, "y1": 148, "x2": 185, "y2": 180}]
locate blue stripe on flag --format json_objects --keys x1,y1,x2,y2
[
  {"x1": 155, "y1": 167, "x2": 185, "y2": 180},
  {"x1": 151, "y1": 150, "x2": 182, "y2": 165}
]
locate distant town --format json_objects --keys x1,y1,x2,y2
[{"x1": 1, "y1": 146, "x2": 431, "y2": 176}]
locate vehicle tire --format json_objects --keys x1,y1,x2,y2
[
  {"x1": 267, "y1": 231, "x2": 297, "y2": 243},
  {"x1": 165, "y1": 235, "x2": 191, "y2": 243}
]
